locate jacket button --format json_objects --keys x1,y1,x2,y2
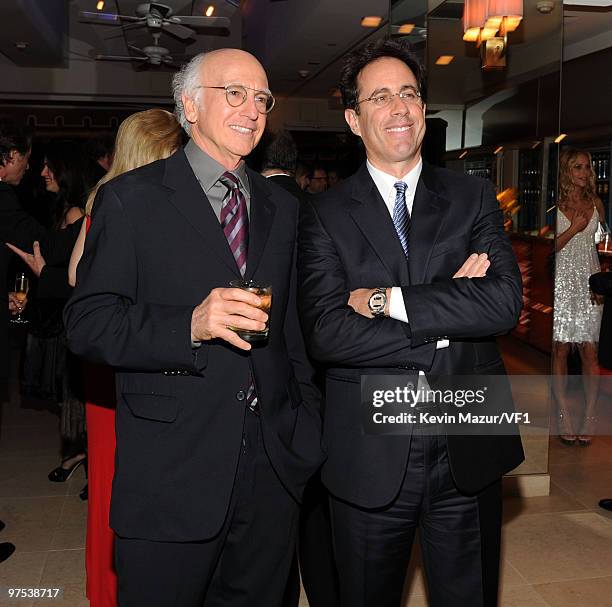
[{"x1": 236, "y1": 390, "x2": 246, "y2": 401}]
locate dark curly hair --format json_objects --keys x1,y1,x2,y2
[
  {"x1": 339, "y1": 38, "x2": 426, "y2": 114},
  {"x1": 262, "y1": 130, "x2": 298, "y2": 173}
]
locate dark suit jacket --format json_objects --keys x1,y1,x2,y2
[
  {"x1": 267, "y1": 174, "x2": 312, "y2": 205},
  {"x1": 64, "y1": 148, "x2": 324, "y2": 542},
  {"x1": 589, "y1": 271, "x2": 612, "y2": 369},
  {"x1": 298, "y1": 162, "x2": 524, "y2": 506},
  {"x1": 0, "y1": 182, "x2": 81, "y2": 381}
]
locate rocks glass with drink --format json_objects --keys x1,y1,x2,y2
[{"x1": 229, "y1": 280, "x2": 272, "y2": 342}]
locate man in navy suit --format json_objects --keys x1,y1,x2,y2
[{"x1": 298, "y1": 39, "x2": 524, "y2": 607}]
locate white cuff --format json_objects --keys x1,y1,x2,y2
[{"x1": 389, "y1": 287, "x2": 409, "y2": 323}]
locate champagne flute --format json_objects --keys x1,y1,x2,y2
[{"x1": 11, "y1": 272, "x2": 29, "y2": 324}]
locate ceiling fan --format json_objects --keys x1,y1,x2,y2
[
  {"x1": 95, "y1": 32, "x2": 184, "y2": 67},
  {"x1": 80, "y1": 2, "x2": 231, "y2": 40}
]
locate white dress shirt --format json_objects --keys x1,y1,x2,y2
[{"x1": 366, "y1": 159, "x2": 449, "y2": 351}]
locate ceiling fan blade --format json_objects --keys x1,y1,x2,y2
[
  {"x1": 95, "y1": 54, "x2": 148, "y2": 62},
  {"x1": 79, "y1": 10, "x2": 140, "y2": 24},
  {"x1": 171, "y1": 16, "x2": 231, "y2": 30},
  {"x1": 127, "y1": 44, "x2": 148, "y2": 56},
  {"x1": 103, "y1": 22, "x2": 146, "y2": 40},
  {"x1": 161, "y1": 22, "x2": 195, "y2": 40}
]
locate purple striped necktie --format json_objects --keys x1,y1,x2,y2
[
  {"x1": 219, "y1": 171, "x2": 258, "y2": 413},
  {"x1": 219, "y1": 171, "x2": 249, "y2": 277}
]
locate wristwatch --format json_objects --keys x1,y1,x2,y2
[{"x1": 367, "y1": 288, "x2": 387, "y2": 317}]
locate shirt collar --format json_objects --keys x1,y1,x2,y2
[
  {"x1": 366, "y1": 158, "x2": 422, "y2": 205},
  {"x1": 184, "y1": 139, "x2": 250, "y2": 196}
]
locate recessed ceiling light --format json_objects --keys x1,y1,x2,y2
[
  {"x1": 554, "y1": 133, "x2": 567, "y2": 143},
  {"x1": 205, "y1": 5, "x2": 214, "y2": 17},
  {"x1": 361, "y1": 16, "x2": 383, "y2": 27},
  {"x1": 435, "y1": 55, "x2": 454, "y2": 65},
  {"x1": 96, "y1": 0, "x2": 105, "y2": 10},
  {"x1": 398, "y1": 23, "x2": 415, "y2": 34}
]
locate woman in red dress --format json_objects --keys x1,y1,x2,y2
[{"x1": 69, "y1": 110, "x2": 183, "y2": 607}]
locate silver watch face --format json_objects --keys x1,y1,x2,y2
[{"x1": 369, "y1": 292, "x2": 386, "y2": 312}]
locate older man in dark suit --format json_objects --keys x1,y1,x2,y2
[
  {"x1": 64, "y1": 49, "x2": 323, "y2": 607},
  {"x1": 298, "y1": 39, "x2": 524, "y2": 607}
]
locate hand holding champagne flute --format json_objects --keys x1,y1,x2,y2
[{"x1": 11, "y1": 272, "x2": 29, "y2": 324}]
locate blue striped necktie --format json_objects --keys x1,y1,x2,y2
[{"x1": 393, "y1": 181, "x2": 410, "y2": 258}]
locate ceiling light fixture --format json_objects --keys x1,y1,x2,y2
[
  {"x1": 398, "y1": 23, "x2": 415, "y2": 34},
  {"x1": 554, "y1": 134, "x2": 567, "y2": 143},
  {"x1": 205, "y1": 5, "x2": 214, "y2": 17},
  {"x1": 96, "y1": 0, "x2": 105, "y2": 10},
  {"x1": 463, "y1": 0, "x2": 523, "y2": 70},
  {"x1": 361, "y1": 16, "x2": 383, "y2": 28},
  {"x1": 435, "y1": 55, "x2": 455, "y2": 65},
  {"x1": 463, "y1": 0, "x2": 523, "y2": 42}
]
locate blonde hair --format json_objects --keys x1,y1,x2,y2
[
  {"x1": 85, "y1": 109, "x2": 182, "y2": 215},
  {"x1": 559, "y1": 147, "x2": 597, "y2": 205}
]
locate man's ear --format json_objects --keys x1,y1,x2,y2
[
  {"x1": 183, "y1": 94, "x2": 198, "y2": 125},
  {"x1": 345, "y1": 109, "x2": 361, "y2": 138}
]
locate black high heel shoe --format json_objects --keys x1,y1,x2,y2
[{"x1": 48, "y1": 456, "x2": 87, "y2": 482}]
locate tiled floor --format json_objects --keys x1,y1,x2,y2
[{"x1": 2, "y1": 337, "x2": 612, "y2": 606}]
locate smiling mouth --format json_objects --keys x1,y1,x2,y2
[
  {"x1": 386, "y1": 125, "x2": 413, "y2": 133},
  {"x1": 230, "y1": 125, "x2": 255, "y2": 135}
]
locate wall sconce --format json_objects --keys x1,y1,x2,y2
[{"x1": 463, "y1": 0, "x2": 523, "y2": 70}]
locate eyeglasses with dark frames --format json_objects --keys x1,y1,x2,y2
[
  {"x1": 196, "y1": 84, "x2": 275, "y2": 114},
  {"x1": 355, "y1": 86, "x2": 423, "y2": 109}
]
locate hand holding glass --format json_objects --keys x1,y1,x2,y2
[
  {"x1": 11, "y1": 272, "x2": 29, "y2": 324},
  {"x1": 229, "y1": 280, "x2": 272, "y2": 342}
]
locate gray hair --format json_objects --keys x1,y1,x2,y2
[{"x1": 172, "y1": 53, "x2": 208, "y2": 136}]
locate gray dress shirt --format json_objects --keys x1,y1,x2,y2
[{"x1": 184, "y1": 139, "x2": 251, "y2": 220}]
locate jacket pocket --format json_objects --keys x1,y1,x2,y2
[{"x1": 123, "y1": 393, "x2": 178, "y2": 423}]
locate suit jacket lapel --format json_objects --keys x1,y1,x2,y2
[
  {"x1": 245, "y1": 169, "x2": 276, "y2": 281},
  {"x1": 349, "y1": 164, "x2": 410, "y2": 286},
  {"x1": 409, "y1": 163, "x2": 449, "y2": 285},
  {"x1": 163, "y1": 149, "x2": 241, "y2": 277}
]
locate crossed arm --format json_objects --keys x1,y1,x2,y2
[{"x1": 297, "y1": 183, "x2": 522, "y2": 367}]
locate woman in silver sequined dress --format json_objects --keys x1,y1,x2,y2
[{"x1": 553, "y1": 148, "x2": 605, "y2": 445}]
